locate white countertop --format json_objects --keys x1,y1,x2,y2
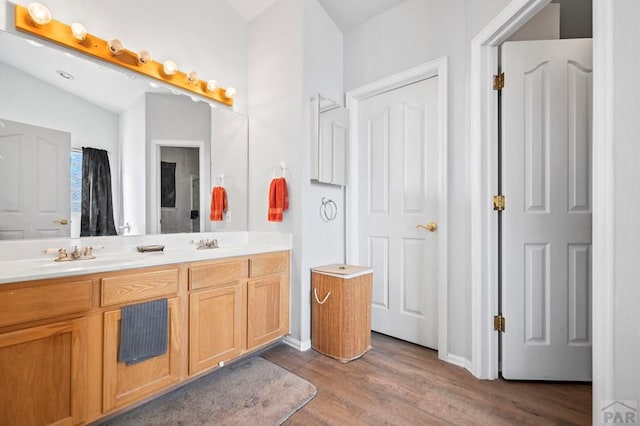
[{"x1": 0, "y1": 232, "x2": 292, "y2": 284}]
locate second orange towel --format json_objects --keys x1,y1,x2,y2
[{"x1": 210, "y1": 186, "x2": 227, "y2": 221}]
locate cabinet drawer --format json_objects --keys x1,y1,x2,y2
[
  {"x1": 189, "y1": 260, "x2": 248, "y2": 291},
  {"x1": 101, "y1": 268, "x2": 178, "y2": 307},
  {"x1": 249, "y1": 251, "x2": 289, "y2": 277},
  {"x1": 0, "y1": 280, "x2": 92, "y2": 328}
]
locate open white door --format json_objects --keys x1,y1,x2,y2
[
  {"x1": 357, "y1": 77, "x2": 441, "y2": 349},
  {"x1": 501, "y1": 39, "x2": 592, "y2": 380},
  {"x1": 0, "y1": 119, "x2": 70, "y2": 239}
]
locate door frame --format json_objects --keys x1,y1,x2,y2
[
  {"x1": 148, "y1": 139, "x2": 207, "y2": 234},
  {"x1": 345, "y1": 57, "x2": 449, "y2": 362},
  {"x1": 469, "y1": 0, "x2": 553, "y2": 379}
]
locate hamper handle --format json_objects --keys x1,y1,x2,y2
[{"x1": 313, "y1": 288, "x2": 331, "y2": 304}]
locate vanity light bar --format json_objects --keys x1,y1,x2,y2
[{"x1": 14, "y1": 4, "x2": 234, "y2": 106}]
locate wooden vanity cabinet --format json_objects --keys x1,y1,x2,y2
[
  {"x1": 247, "y1": 251, "x2": 290, "y2": 350},
  {"x1": 101, "y1": 267, "x2": 181, "y2": 413},
  {"x1": 0, "y1": 250, "x2": 290, "y2": 425},
  {"x1": 188, "y1": 259, "x2": 248, "y2": 375},
  {"x1": 188, "y1": 251, "x2": 290, "y2": 373},
  {"x1": 0, "y1": 279, "x2": 92, "y2": 426},
  {"x1": 0, "y1": 318, "x2": 88, "y2": 426}
]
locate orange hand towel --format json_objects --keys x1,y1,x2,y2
[
  {"x1": 210, "y1": 186, "x2": 227, "y2": 221},
  {"x1": 268, "y1": 177, "x2": 288, "y2": 222}
]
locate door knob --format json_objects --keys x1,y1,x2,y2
[
  {"x1": 416, "y1": 222, "x2": 437, "y2": 232},
  {"x1": 54, "y1": 218, "x2": 69, "y2": 225}
]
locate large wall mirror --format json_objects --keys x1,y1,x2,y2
[{"x1": 0, "y1": 29, "x2": 248, "y2": 240}]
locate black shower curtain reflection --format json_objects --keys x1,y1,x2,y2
[{"x1": 80, "y1": 147, "x2": 117, "y2": 236}]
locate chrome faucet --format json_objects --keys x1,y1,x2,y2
[
  {"x1": 54, "y1": 246, "x2": 95, "y2": 262},
  {"x1": 195, "y1": 239, "x2": 218, "y2": 250}
]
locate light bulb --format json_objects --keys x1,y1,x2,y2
[
  {"x1": 27, "y1": 2, "x2": 52, "y2": 26},
  {"x1": 225, "y1": 87, "x2": 237, "y2": 99},
  {"x1": 186, "y1": 71, "x2": 198, "y2": 84},
  {"x1": 107, "y1": 39, "x2": 124, "y2": 55},
  {"x1": 206, "y1": 80, "x2": 219, "y2": 92},
  {"x1": 137, "y1": 50, "x2": 152, "y2": 65},
  {"x1": 70, "y1": 23, "x2": 87, "y2": 41},
  {"x1": 163, "y1": 60, "x2": 178, "y2": 76}
]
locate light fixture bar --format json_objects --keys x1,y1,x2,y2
[{"x1": 14, "y1": 4, "x2": 233, "y2": 106}]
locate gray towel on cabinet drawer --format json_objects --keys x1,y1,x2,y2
[{"x1": 118, "y1": 298, "x2": 168, "y2": 365}]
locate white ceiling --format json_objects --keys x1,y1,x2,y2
[
  {"x1": 224, "y1": 0, "x2": 405, "y2": 32},
  {"x1": 316, "y1": 0, "x2": 406, "y2": 32}
]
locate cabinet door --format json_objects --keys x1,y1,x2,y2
[
  {"x1": 247, "y1": 274, "x2": 289, "y2": 349},
  {"x1": 189, "y1": 283, "x2": 245, "y2": 375},
  {"x1": 103, "y1": 297, "x2": 180, "y2": 412},
  {"x1": 0, "y1": 318, "x2": 87, "y2": 426}
]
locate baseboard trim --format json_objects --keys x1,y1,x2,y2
[
  {"x1": 446, "y1": 353, "x2": 473, "y2": 374},
  {"x1": 283, "y1": 335, "x2": 311, "y2": 351}
]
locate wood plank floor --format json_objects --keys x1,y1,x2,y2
[{"x1": 262, "y1": 333, "x2": 591, "y2": 425}]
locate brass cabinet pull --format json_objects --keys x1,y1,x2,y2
[
  {"x1": 54, "y1": 218, "x2": 69, "y2": 225},
  {"x1": 416, "y1": 222, "x2": 437, "y2": 232}
]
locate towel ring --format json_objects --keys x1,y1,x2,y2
[
  {"x1": 214, "y1": 174, "x2": 225, "y2": 187},
  {"x1": 271, "y1": 161, "x2": 286, "y2": 179},
  {"x1": 320, "y1": 197, "x2": 337, "y2": 222}
]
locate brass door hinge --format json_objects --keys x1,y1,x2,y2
[
  {"x1": 493, "y1": 73, "x2": 505, "y2": 90},
  {"x1": 493, "y1": 195, "x2": 505, "y2": 211},
  {"x1": 494, "y1": 315, "x2": 505, "y2": 332}
]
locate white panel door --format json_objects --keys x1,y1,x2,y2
[
  {"x1": 0, "y1": 119, "x2": 70, "y2": 239},
  {"x1": 502, "y1": 39, "x2": 592, "y2": 380},
  {"x1": 357, "y1": 77, "x2": 440, "y2": 349}
]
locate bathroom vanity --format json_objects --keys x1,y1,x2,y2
[{"x1": 0, "y1": 232, "x2": 290, "y2": 425}]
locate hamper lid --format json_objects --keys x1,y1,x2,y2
[{"x1": 311, "y1": 264, "x2": 372, "y2": 278}]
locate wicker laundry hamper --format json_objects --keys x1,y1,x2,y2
[{"x1": 311, "y1": 264, "x2": 373, "y2": 362}]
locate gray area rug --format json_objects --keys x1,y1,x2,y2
[{"x1": 103, "y1": 357, "x2": 316, "y2": 426}]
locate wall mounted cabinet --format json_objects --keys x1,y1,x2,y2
[{"x1": 311, "y1": 94, "x2": 349, "y2": 186}]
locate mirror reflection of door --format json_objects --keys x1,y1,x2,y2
[
  {"x1": 159, "y1": 146, "x2": 200, "y2": 234},
  {"x1": 0, "y1": 118, "x2": 71, "y2": 239}
]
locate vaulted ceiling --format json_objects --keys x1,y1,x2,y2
[{"x1": 224, "y1": 0, "x2": 406, "y2": 32}]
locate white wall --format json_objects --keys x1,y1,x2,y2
[
  {"x1": 248, "y1": 0, "x2": 343, "y2": 348},
  {"x1": 301, "y1": 0, "x2": 345, "y2": 345},
  {"x1": 0, "y1": 0, "x2": 248, "y2": 113},
  {"x1": 120, "y1": 95, "x2": 146, "y2": 235},
  {"x1": 593, "y1": 0, "x2": 640, "y2": 418},
  {"x1": 465, "y1": 0, "x2": 512, "y2": 40},
  {"x1": 248, "y1": 0, "x2": 305, "y2": 344},
  {"x1": 507, "y1": 3, "x2": 559, "y2": 41}
]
